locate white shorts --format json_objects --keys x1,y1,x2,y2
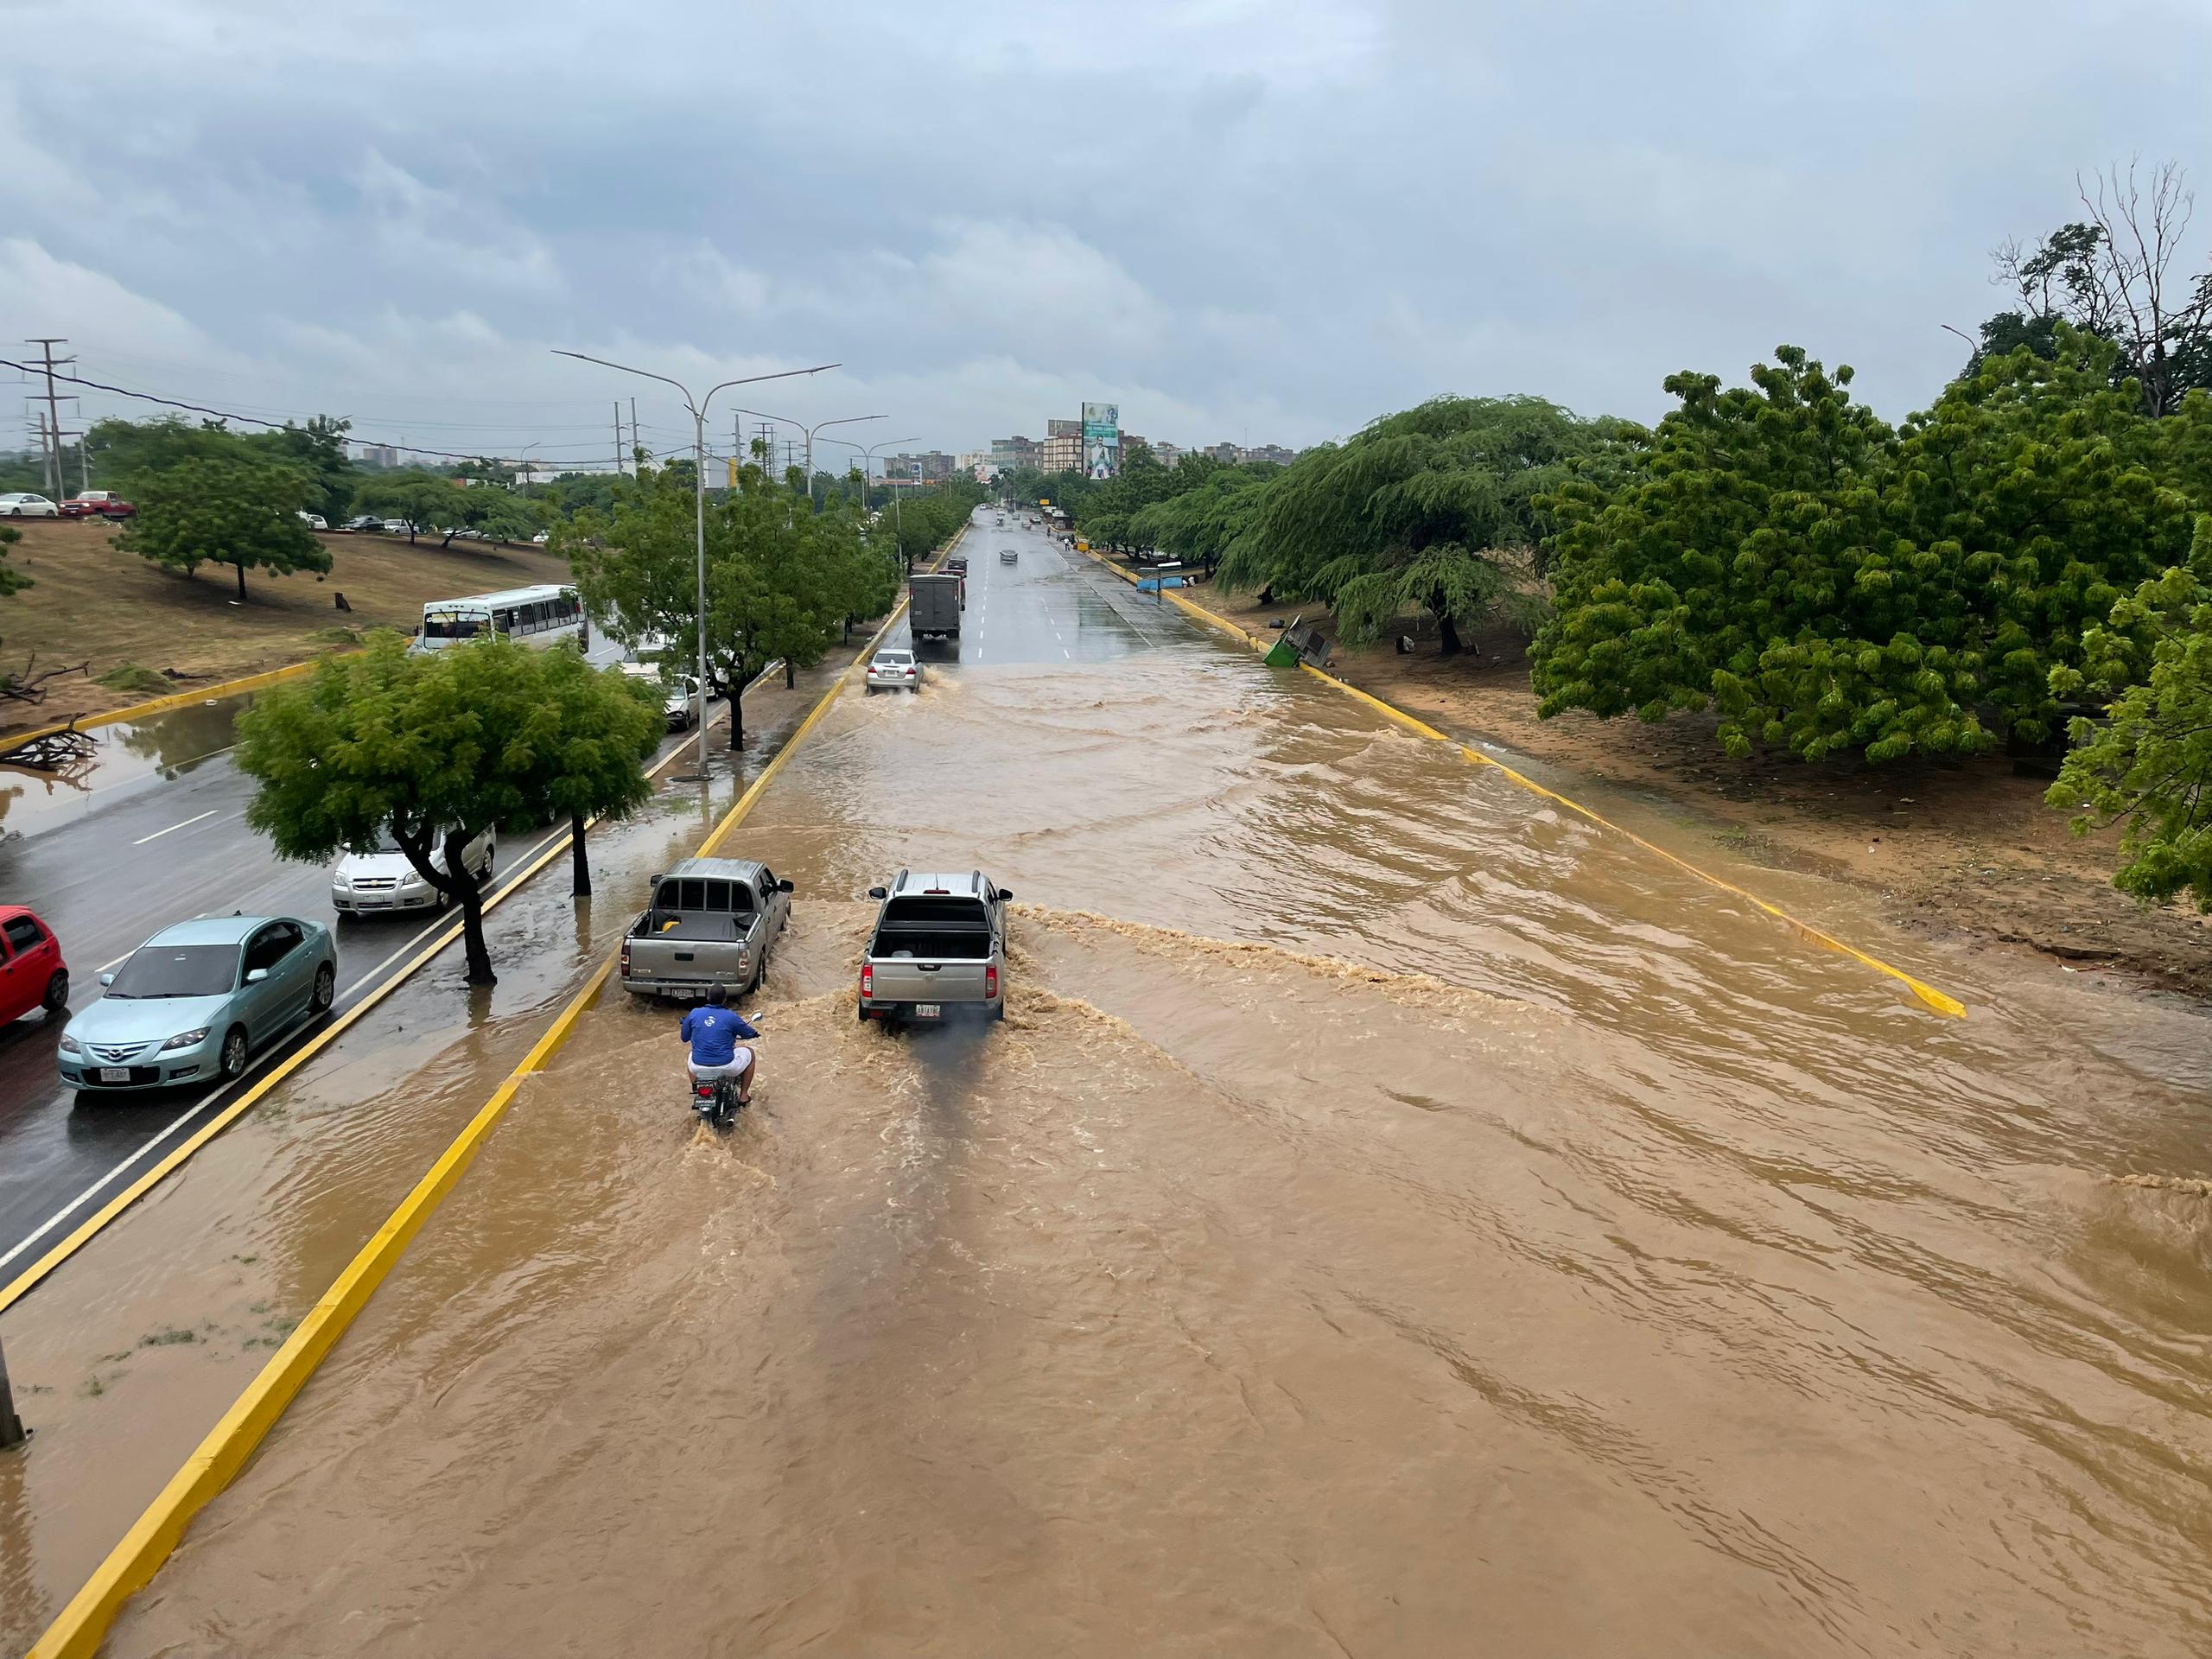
[{"x1": 689, "y1": 1047, "x2": 753, "y2": 1081}]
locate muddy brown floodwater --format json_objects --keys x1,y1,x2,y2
[{"x1": 105, "y1": 559, "x2": 2212, "y2": 1658}]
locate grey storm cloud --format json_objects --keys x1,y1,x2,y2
[{"x1": 3, "y1": 0, "x2": 2209, "y2": 464}]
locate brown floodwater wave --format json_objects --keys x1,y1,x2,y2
[{"x1": 100, "y1": 628, "x2": 2212, "y2": 1657}]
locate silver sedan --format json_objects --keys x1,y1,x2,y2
[
  {"x1": 0, "y1": 493, "x2": 58, "y2": 518},
  {"x1": 864, "y1": 648, "x2": 923, "y2": 693}
]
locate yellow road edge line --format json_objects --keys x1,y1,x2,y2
[
  {"x1": 26, "y1": 607, "x2": 913, "y2": 1659},
  {"x1": 2, "y1": 657, "x2": 350, "y2": 750},
  {"x1": 1083, "y1": 549, "x2": 1967, "y2": 1020},
  {"x1": 0, "y1": 658, "x2": 775, "y2": 1319}
]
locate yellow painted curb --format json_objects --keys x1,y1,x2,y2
[
  {"x1": 0, "y1": 658, "x2": 779, "y2": 1319},
  {"x1": 26, "y1": 613, "x2": 912, "y2": 1659},
  {"x1": 1085, "y1": 549, "x2": 1966, "y2": 1020},
  {"x1": 2, "y1": 656, "x2": 350, "y2": 750},
  {"x1": 26, "y1": 952, "x2": 616, "y2": 1659}
]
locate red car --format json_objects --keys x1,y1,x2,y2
[
  {"x1": 59, "y1": 491, "x2": 136, "y2": 520},
  {"x1": 0, "y1": 906, "x2": 68, "y2": 1025}
]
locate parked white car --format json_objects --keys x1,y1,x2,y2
[
  {"x1": 0, "y1": 493, "x2": 58, "y2": 518},
  {"x1": 330, "y1": 826, "x2": 495, "y2": 917},
  {"x1": 297, "y1": 512, "x2": 328, "y2": 530}
]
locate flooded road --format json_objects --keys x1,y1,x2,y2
[{"x1": 92, "y1": 520, "x2": 2212, "y2": 1656}]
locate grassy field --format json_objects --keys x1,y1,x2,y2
[{"x1": 0, "y1": 521, "x2": 574, "y2": 734}]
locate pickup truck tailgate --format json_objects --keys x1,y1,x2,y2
[{"x1": 869, "y1": 956, "x2": 988, "y2": 1001}]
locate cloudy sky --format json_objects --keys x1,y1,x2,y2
[{"x1": 5, "y1": 0, "x2": 2209, "y2": 471}]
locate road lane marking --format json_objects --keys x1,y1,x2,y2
[{"x1": 131, "y1": 810, "x2": 219, "y2": 846}]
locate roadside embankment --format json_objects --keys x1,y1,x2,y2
[
  {"x1": 0, "y1": 521, "x2": 573, "y2": 735},
  {"x1": 1182, "y1": 579, "x2": 2212, "y2": 1002}
]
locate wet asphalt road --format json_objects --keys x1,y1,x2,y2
[
  {"x1": 0, "y1": 638, "x2": 693, "y2": 1280},
  {"x1": 0, "y1": 512, "x2": 1137, "y2": 1277}
]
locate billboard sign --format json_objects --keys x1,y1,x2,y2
[{"x1": 1082, "y1": 401, "x2": 1120, "y2": 480}]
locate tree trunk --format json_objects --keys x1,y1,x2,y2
[
  {"x1": 234, "y1": 558, "x2": 247, "y2": 601},
  {"x1": 569, "y1": 810, "x2": 590, "y2": 897},
  {"x1": 1436, "y1": 608, "x2": 1464, "y2": 658},
  {"x1": 728, "y1": 663, "x2": 747, "y2": 750},
  {"x1": 454, "y1": 881, "x2": 496, "y2": 983}
]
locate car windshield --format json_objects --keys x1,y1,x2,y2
[{"x1": 107, "y1": 943, "x2": 237, "y2": 998}]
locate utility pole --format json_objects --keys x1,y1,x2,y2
[
  {"x1": 25, "y1": 338, "x2": 73, "y2": 499},
  {"x1": 629, "y1": 398, "x2": 639, "y2": 470},
  {"x1": 614, "y1": 401, "x2": 625, "y2": 476}
]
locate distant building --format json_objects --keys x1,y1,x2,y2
[
  {"x1": 1046, "y1": 417, "x2": 1082, "y2": 439},
  {"x1": 356, "y1": 443, "x2": 399, "y2": 468},
  {"x1": 1038, "y1": 432, "x2": 1082, "y2": 472},
  {"x1": 1150, "y1": 441, "x2": 1185, "y2": 468},
  {"x1": 990, "y1": 435, "x2": 1039, "y2": 472},
  {"x1": 1204, "y1": 442, "x2": 1241, "y2": 463},
  {"x1": 1241, "y1": 443, "x2": 1300, "y2": 467},
  {"x1": 883, "y1": 450, "x2": 959, "y2": 482}
]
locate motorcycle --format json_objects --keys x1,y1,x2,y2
[{"x1": 690, "y1": 1071, "x2": 744, "y2": 1129}]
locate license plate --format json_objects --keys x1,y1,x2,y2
[
  {"x1": 99, "y1": 1067, "x2": 131, "y2": 1083},
  {"x1": 913, "y1": 1004, "x2": 940, "y2": 1020}
]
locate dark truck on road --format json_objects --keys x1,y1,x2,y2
[
  {"x1": 858, "y1": 869, "x2": 1012, "y2": 1026},
  {"x1": 909, "y1": 572, "x2": 963, "y2": 641}
]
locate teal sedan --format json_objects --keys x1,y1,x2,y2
[{"x1": 58, "y1": 915, "x2": 337, "y2": 1093}]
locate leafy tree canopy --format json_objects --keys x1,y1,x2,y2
[
  {"x1": 118, "y1": 454, "x2": 332, "y2": 601},
  {"x1": 238, "y1": 633, "x2": 660, "y2": 981},
  {"x1": 2047, "y1": 517, "x2": 2212, "y2": 910},
  {"x1": 1533, "y1": 333, "x2": 2201, "y2": 761},
  {"x1": 1224, "y1": 395, "x2": 1636, "y2": 654}
]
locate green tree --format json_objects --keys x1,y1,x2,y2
[
  {"x1": 351, "y1": 470, "x2": 539, "y2": 548},
  {"x1": 1229, "y1": 396, "x2": 1628, "y2": 653},
  {"x1": 120, "y1": 454, "x2": 332, "y2": 601},
  {"x1": 524, "y1": 645, "x2": 664, "y2": 896},
  {"x1": 238, "y1": 634, "x2": 660, "y2": 982},
  {"x1": 2047, "y1": 517, "x2": 2212, "y2": 909},
  {"x1": 253, "y1": 416, "x2": 358, "y2": 523},
  {"x1": 1981, "y1": 162, "x2": 2212, "y2": 416},
  {"x1": 1536, "y1": 335, "x2": 2194, "y2": 761},
  {"x1": 87, "y1": 415, "x2": 257, "y2": 486},
  {"x1": 351, "y1": 470, "x2": 458, "y2": 543}
]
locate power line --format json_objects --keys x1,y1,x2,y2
[{"x1": 0, "y1": 358, "x2": 632, "y2": 464}]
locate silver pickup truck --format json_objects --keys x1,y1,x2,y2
[
  {"x1": 620, "y1": 856, "x2": 792, "y2": 1001},
  {"x1": 856, "y1": 868, "x2": 1013, "y2": 1026}
]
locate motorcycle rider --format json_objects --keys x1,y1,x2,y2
[{"x1": 681, "y1": 982, "x2": 759, "y2": 1104}]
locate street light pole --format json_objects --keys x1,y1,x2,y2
[{"x1": 552, "y1": 351, "x2": 838, "y2": 775}]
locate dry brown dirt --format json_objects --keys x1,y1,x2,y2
[
  {"x1": 1190, "y1": 580, "x2": 2212, "y2": 1002},
  {"x1": 0, "y1": 520, "x2": 573, "y2": 734}
]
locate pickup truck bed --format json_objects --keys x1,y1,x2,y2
[
  {"x1": 858, "y1": 873, "x2": 1010, "y2": 1024},
  {"x1": 619, "y1": 855, "x2": 791, "y2": 1000}
]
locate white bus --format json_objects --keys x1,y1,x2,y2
[{"x1": 412, "y1": 584, "x2": 587, "y2": 653}]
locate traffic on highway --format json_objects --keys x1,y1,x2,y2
[{"x1": 0, "y1": 508, "x2": 2203, "y2": 1659}]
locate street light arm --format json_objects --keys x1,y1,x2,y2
[
  {"x1": 703, "y1": 365, "x2": 842, "y2": 408},
  {"x1": 550, "y1": 350, "x2": 699, "y2": 413}
]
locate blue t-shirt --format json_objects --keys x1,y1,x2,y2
[{"x1": 680, "y1": 1005, "x2": 758, "y2": 1065}]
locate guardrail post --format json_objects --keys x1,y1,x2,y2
[{"x1": 0, "y1": 1336, "x2": 26, "y2": 1447}]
